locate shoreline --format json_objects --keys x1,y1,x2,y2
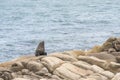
[{"x1": 0, "y1": 37, "x2": 120, "y2": 80}]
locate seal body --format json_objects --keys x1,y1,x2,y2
[{"x1": 35, "y1": 41, "x2": 47, "y2": 56}]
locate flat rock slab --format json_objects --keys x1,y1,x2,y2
[
  {"x1": 50, "y1": 53, "x2": 78, "y2": 62},
  {"x1": 54, "y1": 63, "x2": 93, "y2": 80},
  {"x1": 78, "y1": 56, "x2": 108, "y2": 69},
  {"x1": 12, "y1": 78, "x2": 30, "y2": 80},
  {"x1": 112, "y1": 73, "x2": 120, "y2": 80},
  {"x1": 41, "y1": 56, "x2": 64, "y2": 72}
]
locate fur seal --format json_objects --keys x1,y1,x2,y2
[{"x1": 35, "y1": 41, "x2": 47, "y2": 56}]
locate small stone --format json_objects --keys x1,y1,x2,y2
[
  {"x1": 11, "y1": 62, "x2": 24, "y2": 72},
  {"x1": 11, "y1": 72, "x2": 18, "y2": 78},
  {"x1": 21, "y1": 69, "x2": 29, "y2": 75}
]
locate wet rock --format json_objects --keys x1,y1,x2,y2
[
  {"x1": 50, "y1": 53, "x2": 77, "y2": 62},
  {"x1": 27, "y1": 61, "x2": 44, "y2": 72},
  {"x1": 112, "y1": 73, "x2": 120, "y2": 80},
  {"x1": 41, "y1": 57, "x2": 64, "y2": 72},
  {"x1": 11, "y1": 62, "x2": 24, "y2": 72}
]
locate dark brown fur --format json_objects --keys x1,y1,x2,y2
[{"x1": 35, "y1": 41, "x2": 47, "y2": 56}]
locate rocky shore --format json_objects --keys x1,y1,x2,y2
[{"x1": 0, "y1": 37, "x2": 120, "y2": 80}]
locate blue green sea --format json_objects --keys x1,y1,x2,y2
[{"x1": 0, "y1": 0, "x2": 120, "y2": 62}]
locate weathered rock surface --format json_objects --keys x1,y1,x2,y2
[
  {"x1": 0, "y1": 37, "x2": 120, "y2": 80},
  {"x1": 0, "y1": 52, "x2": 119, "y2": 80}
]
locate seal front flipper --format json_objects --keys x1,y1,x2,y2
[{"x1": 35, "y1": 41, "x2": 47, "y2": 56}]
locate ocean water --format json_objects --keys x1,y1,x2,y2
[{"x1": 0, "y1": 0, "x2": 120, "y2": 62}]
